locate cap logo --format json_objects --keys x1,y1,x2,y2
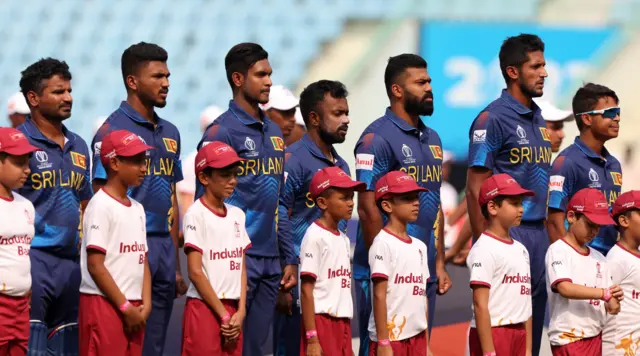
[
  {"x1": 506, "y1": 178, "x2": 516, "y2": 185},
  {"x1": 214, "y1": 145, "x2": 232, "y2": 155},
  {"x1": 486, "y1": 188, "x2": 499, "y2": 197},
  {"x1": 595, "y1": 201, "x2": 608, "y2": 209},
  {"x1": 573, "y1": 205, "x2": 584, "y2": 212},
  {"x1": 377, "y1": 185, "x2": 389, "y2": 194},
  {"x1": 122, "y1": 134, "x2": 137, "y2": 146},
  {"x1": 317, "y1": 179, "x2": 331, "y2": 190},
  {"x1": 196, "y1": 158, "x2": 207, "y2": 168},
  {"x1": 396, "y1": 175, "x2": 413, "y2": 183},
  {"x1": 10, "y1": 132, "x2": 25, "y2": 141},
  {"x1": 105, "y1": 149, "x2": 117, "y2": 159},
  {"x1": 622, "y1": 201, "x2": 635, "y2": 208},
  {"x1": 337, "y1": 171, "x2": 348, "y2": 177}
]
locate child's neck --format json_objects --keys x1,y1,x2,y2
[
  {"x1": 103, "y1": 178, "x2": 130, "y2": 204},
  {"x1": 618, "y1": 233, "x2": 640, "y2": 254},
  {"x1": 485, "y1": 219, "x2": 512, "y2": 242},
  {"x1": 202, "y1": 189, "x2": 226, "y2": 215},
  {"x1": 385, "y1": 216, "x2": 409, "y2": 239},
  {"x1": 316, "y1": 212, "x2": 340, "y2": 234},
  {"x1": 0, "y1": 183, "x2": 13, "y2": 201},
  {"x1": 565, "y1": 231, "x2": 588, "y2": 253}
]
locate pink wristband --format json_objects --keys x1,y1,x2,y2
[
  {"x1": 221, "y1": 313, "x2": 231, "y2": 323},
  {"x1": 483, "y1": 352, "x2": 496, "y2": 356},
  {"x1": 118, "y1": 301, "x2": 131, "y2": 312},
  {"x1": 378, "y1": 339, "x2": 390, "y2": 346},
  {"x1": 305, "y1": 330, "x2": 318, "y2": 339},
  {"x1": 602, "y1": 288, "x2": 612, "y2": 302}
]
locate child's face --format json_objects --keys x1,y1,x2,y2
[
  {"x1": 0, "y1": 154, "x2": 31, "y2": 190},
  {"x1": 112, "y1": 153, "x2": 147, "y2": 187},
  {"x1": 568, "y1": 212, "x2": 601, "y2": 245},
  {"x1": 491, "y1": 196, "x2": 524, "y2": 228},
  {"x1": 199, "y1": 165, "x2": 239, "y2": 199},
  {"x1": 382, "y1": 192, "x2": 420, "y2": 223},
  {"x1": 317, "y1": 188, "x2": 355, "y2": 221}
]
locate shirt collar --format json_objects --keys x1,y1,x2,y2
[
  {"x1": 228, "y1": 100, "x2": 271, "y2": 129},
  {"x1": 384, "y1": 107, "x2": 427, "y2": 137},
  {"x1": 118, "y1": 101, "x2": 163, "y2": 128},
  {"x1": 499, "y1": 89, "x2": 542, "y2": 118},
  {"x1": 300, "y1": 134, "x2": 340, "y2": 164},
  {"x1": 21, "y1": 116, "x2": 75, "y2": 146},
  {"x1": 574, "y1": 136, "x2": 612, "y2": 161}
]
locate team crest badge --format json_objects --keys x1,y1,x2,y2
[
  {"x1": 234, "y1": 221, "x2": 241, "y2": 238},
  {"x1": 429, "y1": 145, "x2": 443, "y2": 160},
  {"x1": 163, "y1": 138, "x2": 178, "y2": 153},
  {"x1": 270, "y1": 137, "x2": 284, "y2": 151},
  {"x1": 611, "y1": 172, "x2": 622, "y2": 186},
  {"x1": 70, "y1": 152, "x2": 87, "y2": 169},
  {"x1": 539, "y1": 127, "x2": 551, "y2": 142}
]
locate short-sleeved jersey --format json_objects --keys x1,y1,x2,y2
[
  {"x1": 468, "y1": 90, "x2": 552, "y2": 222},
  {"x1": 603, "y1": 243, "x2": 640, "y2": 354},
  {"x1": 548, "y1": 137, "x2": 622, "y2": 254},
  {"x1": 299, "y1": 222, "x2": 353, "y2": 318},
  {"x1": 546, "y1": 238, "x2": 611, "y2": 346},
  {"x1": 91, "y1": 102, "x2": 183, "y2": 237},
  {"x1": 467, "y1": 232, "x2": 532, "y2": 327},
  {"x1": 354, "y1": 108, "x2": 443, "y2": 280},
  {"x1": 16, "y1": 118, "x2": 92, "y2": 257},
  {"x1": 279, "y1": 134, "x2": 350, "y2": 261},
  {"x1": 183, "y1": 199, "x2": 251, "y2": 300},
  {"x1": 196, "y1": 101, "x2": 288, "y2": 260},
  {"x1": 80, "y1": 189, "x2": 147, "y2": 300},
  {"x1": 0, "y1": 193, "x2": 35, "y2": 297},
  {"x1": 367, "y1": 229, "x2": 429, "y2": 342}
]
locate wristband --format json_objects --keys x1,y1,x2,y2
[
  {"x1": 602, "y1": 288, "x2": 612, "y2": 302},
  {"x1": 305, "y1": 330, "x2": 318, "y2": 339},
  {"x1": 221, "y1": 313, "x2": 231, "y2": 323},
  {"x1": 483, "y1": 352, "x2": 496, "y2": 356},
  {"x1": 378, "y1": 339, "x2": 390, "y2": 346},
  {"x1": 118, "y1": 301, "x2": 131, "y2": 312}
]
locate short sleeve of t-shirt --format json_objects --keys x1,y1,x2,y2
[
  {"x1": 299, "y1": 233, "x2": 322, "y2": 280},
  {"x1": 548, "y1": 155, "x2": 576, "y2": 211},
  {"x1": 369, "y1": 239, "x2": 392, "y2": 280},
  {"x1": 547, "y1": 245, "x2": 572, "y2": 291},
  {"x1": 183, "y1": 209, "x2": 204, "y2": 254},
  {"x1": 608, "y1": 258, "x2": 626, "y2": 285},
  {"x1": 468, "y1": 111, "x2": 502, "y2": 170},
  {"x1": 83, "y1": 205, "x2": 111, "y2": 253},
  {"x1": 468, "y1": 244, "x2": 496, "y2": 287},
  {"x1": 355, "y1": 133, "x2": 393, "y2": 191}
]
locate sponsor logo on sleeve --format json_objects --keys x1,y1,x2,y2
[
  {"x1": 549, "y1": 175, "x2": 565, "y2": 192},
  {"x1": 473, "y1": 130, "x2": 486, "y2": 143},
  {"x1": 355, "y1": 153, "x2": 374, "y2": 170}
]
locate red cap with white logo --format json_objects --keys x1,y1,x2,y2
[
  {"x1": 612, "y1": 190, "x2": 640, "y2": 218},
  {"x1": 195, "y1": 141, "x2": 244, "y2": 174},
  {"x1": 567, "y1": 188, "x2": 615, "y2": 225},
  {"x1": 0, "y1": 127, "x2": 38, "y2": 155},
  {"x1": 478, "y1": 173, "x2": 535, "y2": 206},
  {"x1": 309, "y1": 166, "x2": 366, "y2": 199},
  {"x1": 100, "y1": 130, "x2": 154, "y2": 165},
  {"x1": 375, "y1": 171, "x2": 427, "y2": 202}
]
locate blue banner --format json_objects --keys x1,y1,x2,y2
[{"x1": 419, "y1": 22, "x2": 621, "y2": 160}]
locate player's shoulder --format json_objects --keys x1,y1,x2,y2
[
  {"x1": 157, "y1": 117, "x2": 180, "y2": 138},
  {"x1": 284, "y1": 140, "x2": 307, "y2": 162},
  {"x1": 66, "y1": 127, "x2": 89, "y2": 150},
  {"x1": 424, "y1": 125, "x2": 442, "y2": 142},
  {"x1": 557, "y1": 143, "x2": 582, "y2": 159},
  {"x1": 360, "y1": 115, "x2": 397, "y2": 138}
]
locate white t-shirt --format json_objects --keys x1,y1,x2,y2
[
  {"x1": 546, "y1": 238, "x2": 611, "y2": 346},
  {"x1": 367, "y1": 229, "x2": 429, "y2": 342},
  {"x1": 299, "y1": 222, "x2": 353, "y2": 319},
  {"x1": 467, "y1": 232, "x2": 532, "y2": 328},
  {"x1": 177, "y1": 150, "x2": 197, "y2": 195},
  {"x1": 0, "y1": 193, "x2": 35, "y2": 297},
  {"x1": 603, "y1": 243, "x2": 640, "y2": 355},
  {"x1": 183, "y1": 199, "x2": 251, "y2": 300},
  {"x1": 80, "y1": 189, "x2": 148, "y2": 300}
]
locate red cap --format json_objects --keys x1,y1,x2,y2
[
  {"x1": 612, "y1": 190, "x2": 640, "y2": 218},
  {"x1": 0, "y1": 127, "x2": 38, "y2": 155},
  {"x1": 375, "y1": 171, "x2": 427, "y2": 202},
  {"x1": 100, "y1": 130, "x2": 154, "y2": 165},
  {"x1": 567, "y1": 188, "x2": 615, "y2": 225},
  {"x1": 478, "y1": 173, "x2": 535, "y2": 206},
  {"x1": 309, "y1": 166, "x2": 366, "y2": 199},
  {"x1": 195, "y1": 141, "x2": 244, "y2": 174}
]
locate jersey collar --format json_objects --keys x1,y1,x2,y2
[
  {"x1": 384, "y1": 107, "x2": 427, "y2": 138},
  {"x1": 21, "y1": 116, "x2": 75, "y2": 148},
  {"x1": 300, "y1": 134, "x2": 341, "y2": 164},
  {"x1": 118, "y1": 101, "x2": 163, "y2": 128},
  {"x1": 574, "y1": 136, "x2": 612, "y2": 162},
  {"x1": 228, "y1": 100, "x2": 271, "y2": 130},
  {"x1": 499, "y1": 89, "x2": 542, "y2": 118}
]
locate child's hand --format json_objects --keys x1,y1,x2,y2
[
  {"x1": 226, "y1": 311, "x2": 245, "y2": 339},
  {"x1": 139, "y1": 304, "x2": 151, "y2": 321},
  {"x1": 378, "y1": 345, "x2": 393, "y2": 356},
  {"x1": 306, "y1": 340, "x2": 322, "y2": 356},
  {"x1": 606, "y1": 297, "x2": 621, "y2": 315},
  {"x1": 122, "y1": 304, "x2": 145, "y2": 334},
  {"x1": 609, "y1": 285, "x2": 624, "y2": 301}
]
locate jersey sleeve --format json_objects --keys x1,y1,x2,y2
[
  {"x1": 173, "y1": 131, "x2": 184, "y2": 183},
  {"x1": 468, "y1": 111, "x2": 502, "y2": 170},
  {"x1": 369, "y1": 239, "x2": 392, "y2": 280},
  {"x1": 548, "y1": 155, "x2": 576, "y2": 212},
  {"x1": 354, "y1": 133, "x2": 393, "y2": 191},
  {"x1": 467, "y1": 244, "x2": 495, "y2": 288},
  {"x1": 277, "y1": 152, "x2": 300, "y2": 266},
  {"x1": 299, "y1": 233, "x2": 322, "y2": 280},
  {"x1": 240, "y1": 212, "x2": 252, "y2": 251},
  {"x1": 182, "y1": 209, "x2": 204, "y2": 254},
  {"x1": 91, "y1": 124, "x2": 114, "y2": 182},
  {"x1": 83, "y1": 205, "x2": 111, "y2": 253},
  {"x1": 546, "y1": 245, "x2": 572, "y2": 292},
  {"x1": 79, "y1": 144, "x2": 93, "y2": 201}
]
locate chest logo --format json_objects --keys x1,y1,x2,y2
[
  {"x1": 234, "y1": 221, "x2": 241, "y2": 238},
  {"x1": 516, "y1": 125, "x2": 529, "y2": 145},
  {"x1": 539, "y1": 127, "x2": 551, "y2": 142},
  {"x1": 401, "y1": 144, "x2": 415, "y2": 164},
  {"x1": 244, "y1": 137, "x2": 259, "y2": 158},
  {"x1": 588, "y1": 168, "x2": 601, "y2": 188},
  {"x1": 611, "y1": 172, "x2": 622, "y2": 186},
  {"x1": 70, "y1": 152, "x2": 87, "y2": 169},
  {"x1": 270, "y1": 136, "x2": 284, "y2": 151},
  {"x1": 429, "y1": 145, "x2": 443, "y2": 160},
  {"x1": 162, "y1": 138, "x2": 178, "y2": 154},
  {"x1": 35, "y1": 150, "x2": 52, "y2": 170}
]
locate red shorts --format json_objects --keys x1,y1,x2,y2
[
  {"x1": 369, "y1": 331, "x2": 427, "y2": 356},
  {"x1": 300, "y1": 314, "x2": 352, "y2": 356},
  {"x1": 79, "y1": 294, "x2": 144, "y2": 356},
  {"x1": 469, "y1": 324, "x2": 526, "y2": 356},
  {"x1": 551, "y1": 334, "x2": 602, "y2": 356},
  {"x1": 0, "y1": 293, "x2": 29, "y2": 356},
  {"x1": 181, "y1": 298, "x2": 242, "y2": 356}
]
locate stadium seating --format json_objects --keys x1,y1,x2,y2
[{"x1": 0, "y1": 0, "x2": 542, "y2": 147}]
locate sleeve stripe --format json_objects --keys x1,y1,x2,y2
[
  {"x1": 550, "y1": 278, "x2": 572, "y2": 292},
  {"x1": 86, "y1": 245, "x2": 106, "y2": 254},
  {"x1": 300, "y1": 272, "x2": 317, "y2": 280},
  {"x1": 371, "y1": 273, "x2": 388, "y2": 280},
  {"x1": 184, "y1": 243, "x2": 203, "y2": 254},
  {"x1": 470, "y1": 281, "x2": 491, "y2": 288}
]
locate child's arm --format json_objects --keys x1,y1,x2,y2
[
  {"x1": 472, "y1": 286, "x2": 495, "y2": 354},
  {"x1": 226, "y1": 253, "x2": 248, "y2": 340},
  {"x1": 301, "y1": 276, "x2": 322, "y2": 356},
  {"x1": 525, "y1": 316, "x2": 532, "y2": 356},
  {"x1": 372, "y1": 278, "x2": 392, "y2": 355},
  {"x1": 554, "y1": 281, "x2": 610, "y2": 300},
  {"x1": 140, "y1": 255, "x2": 152, "y2": 320},
  {"x1": 185, "y1": 249, "x2": 229, "y2": 320}
]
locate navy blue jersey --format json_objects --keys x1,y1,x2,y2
[
  {"x1": 278, "y1": 134, "x2": 350, "y2": 263},
  {"x1": 353, "y1": 108, "x2": 443, "y2": 280},
  {"x1": 196, "y1": 100, "x2": 292, "y2": 261},
  {"x1": 17, "y1": 118, "x2": 92, "y2": 257},
  {"x1": 91, "y1": 102, "x2": 183, "y2": 237},
  {"x1": 548, "y1": 137, "x2": 622, "y2": 254},
  {"x1": 468, "y1": 90, "x2": 552, "y2": 221}
]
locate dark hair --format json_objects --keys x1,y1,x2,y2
[
  {"x1": 384, "y1": 54, "x2": 427, "y2": 98},
  {"x1": 19, "y1": 58, "x2": 72, "y2": 100},
  {"x1": 0, "y1": 152, "x2": 7, "y2": 161},
  {"x1": 481, "y1": 196, "x2": 507, "y2": 220},
  {"x1": 224, "y1": 43, "x2": 269, "y2": 88},
  {"x1": 571, "y1": 83, "x2": 619, "y2": 131},
  {"x1": 615, "y1": 209, "x2": 639, "y2": 231},
  {"x1": 121, "y1": 42, "x2": 168, "y2": 84},
  {"x1": 498, "y1": 34, "x2": 545, "y2": 83},
  {"x1": 299, "y1": 80, "x2": 348, "y2": 126}
]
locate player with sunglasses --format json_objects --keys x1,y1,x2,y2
[{"x1": 547, "y1": 83, "x2": 622, "y2": 255}]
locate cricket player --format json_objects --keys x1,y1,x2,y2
[
  {"x1": 354, "y1": 54, "x2": 451, "y2": 356},
  {"x1": 274, "y1": 79, "x2": 351, "y2": 355},
  {"x1": 466, "y1": 34, "x2": 551, "y2": 356},
  {"x1": 547, "y1": 83, "x2": 622, "y2": 254},
  {"x1": 16, "y1": 58, "x2": 92, "y2": 355},
  {"x1": 91, "y1": 42, "x2": 185, "y2": 356},
  {"x1": 196, "y1": 42, "x2": 296, "y2": 356},
  {"x1": 7, "y1": 92, "x2": 30, "y2": 128}
]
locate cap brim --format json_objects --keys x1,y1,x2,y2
[
  {"x1": 379, "y1": 185, "x2": 428, "y2": 201},
  {"x1": 117, "y1": 143, "x2": 155, "y2": 157},
  {"x1": 270, "y1": 98, "x2": 299, "y2": 111},
  {"x1": 584, "y1": 212, "x2": 616, "y2": 226},
  {"x1": 199, "y1": 156, "x2": 246, "y2": 172},
  {"x1": 501, "y1": 187, "x2": 536, "y2": 198},
  {"x1": 2, "y1": 143, "x2": 39, "y2": 156},
  {"x1": 330, "y1": 180, "x2": 367, "y2": 192}
]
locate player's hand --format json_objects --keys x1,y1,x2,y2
[
  {"x1": 281, "y1": 264, "x2": 298, "y2": 291},
  {"x1": 606, "y1": 297, "x2": 621, "y2": 315},
  {"x1": 122, "y1": 304, "x2": 146, "y2": 334},
  {"x1": 276, "y1": 289, "x2": 293, "y2": 316},
  {"x1": 377, "y1": 344, "x2": 393, "y2": 356},
  {"x1": 609, "y1": 285, "x2": 624, "y2": 301},
  {"x1": 175, "y1": 271, "x2": 188, "y2": 298},
  {"x1": 139, "y1": 304, "x2": 151, "y2": 320},
  {"x1": 436, "y1": 266, "x2": 452, "y2": 295},
  {"x1": 306, "y1": 339, "x2": 323, "y2": 356}
]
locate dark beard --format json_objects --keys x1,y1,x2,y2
[
  {"x1": 318, "y1": 126, "x2": 345, "y2": 145},
  {"x1": 404, "y1": 93, "x2": 434, "y2": 117},
  {"x1": 519, "y1": 77, "x2": 543, "y2": 98}
]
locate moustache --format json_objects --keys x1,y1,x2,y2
[{"x1": 423, "y1": 93, "x2": 433, "y2": 101}]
